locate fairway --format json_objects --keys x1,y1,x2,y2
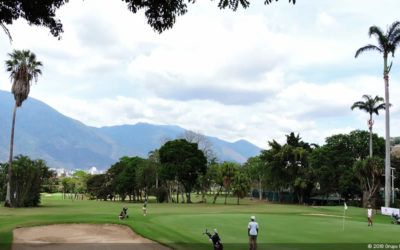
[{"x1": 1, "y1": 194, "x2": 400, "y2": 250}]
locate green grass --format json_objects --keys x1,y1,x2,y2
[{"x1": 1, "y1": 193, "x2": 400, "y2": 250}]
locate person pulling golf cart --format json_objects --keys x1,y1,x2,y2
[
  {"x1": 204, "y1": 228, "x2": 223, "y2": 250},
  {"x1": 119, "y1": 206, "x2": 129, "y2": 220}
]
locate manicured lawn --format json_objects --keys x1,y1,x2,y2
[{"x1": 1, "y1": 193, "x2": 399, "y2": 250}]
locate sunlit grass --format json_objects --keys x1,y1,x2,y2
[{"x1": 0, "y1": 193, "x2": 399, "y2": 250}]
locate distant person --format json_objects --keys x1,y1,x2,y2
[
  {"x1": 367, "y1": 205, "x2": 373, "y2": 226},
  {"x1": 143, "y1": 200, "x2": 147, "y2": 216},
  {"x1": 248, "y1": 216, "x2": 259, "y2": 250}
]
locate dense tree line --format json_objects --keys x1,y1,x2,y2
[
  {"x1": 0, "y1": 155, "x2": 54, "y2": 207},
  {"x1": 1, "y1": 130, "x2": 398, "y2": 208},
  {"x1": 83, "y1": 130, "x2": 400, "y2": 208},
  {"x1": 85, "y1": 138, "x2": 251, "y2": 205}
]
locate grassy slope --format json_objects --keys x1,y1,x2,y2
[{"x1": 1, "y1": 194, "x2": 400, "y2": 250}]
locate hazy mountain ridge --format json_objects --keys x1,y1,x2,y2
[{"x1": 0, "y1": 90, "x2": 262, "y2": 170}]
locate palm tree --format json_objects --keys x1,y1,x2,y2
[
  {"x1": 4, "y1": 50, "x2": 42, "y2": 207},
  {"x1": 351, "y1": 95, "x2": 386, "y2": 157},
  {"x1": 355, "y1": 21, "x2": 400, "y2": 207}
]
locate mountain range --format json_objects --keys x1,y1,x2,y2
[{"x1": 0, "y1": 90, "x2": 262, "y2": 171}]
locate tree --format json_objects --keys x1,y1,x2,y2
[
  {"x1": 351, "y1": 95, "x2": 386, "y2": 157},
  {"x1": 136, "y1": 159, "x2": 156, "y2": 201},
  {"x1": 179, "y1": 130, "x2": 216, "y2": 162},
  {"x1": 231, "y1": 172, "x2": 251, "y2": 205},
  {"x1": 355, "y1": 21, "x2": 400, "y2": 206},
  {"x1": 211, "y1": 162, "x2": 225, "y2": 204},
  {"x1": 353, "y1": 156, "x2": 385, "y2": 207},
  {"x1": 309, "y1": 130, "x2": 385, "y2": 202},
  {"x1": 72, "y1": 170, "x2": 89, "y2": 200},
  {"x1": 2, "y1": 0, "x2": 295, "y2": 41},
  {"x1": 260, "y1": 133, "x2": 313, "y2": 203},
  {"x1": 86, "y1": 174, "x2": 109, "y2": 200},
  {"x1": 159, "y1": 139, "x2": 207, "y2": 203},
  {"x1": 0, "y1": 0, "x2": 68, "y2": 41},
  {"x1": 245, "y1": 156, "x2": 267, "y2": 200},
  {"x1": 2, "y1": 155, "x2": 53, "y2": 207},
  {"x1": 4, "y1": 50, "x2": 42, "y2": 207},
  {"x1": 219, "y1": 161, "x2": 239, "y2": 204}
]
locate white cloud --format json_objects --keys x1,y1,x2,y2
[{"x1": 1, "y1": 0, "x2": 400, "y2": 150}]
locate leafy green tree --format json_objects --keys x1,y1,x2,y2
[
  {"x1": 0, "y1": 164, "x2": 7, "y2": 201},
  {"x1": 219, "y1": 161, "x2": 239, "y2": 204},
  {"x1": 4, "y1": 50, "x2": 42, "y2": 207},
  {"x1": 354, "y1": 156, "x2": 385, "y2": 207},
  {"x1": 2, "y1": 155, "x2": 53, "y2": 207},
  {"x1": 355, "y1": 21, "x2": 400, "y2": 207},
  {"x1": 148, "y1": 150, "x2": 161, "y2": 190},
  {"x1": 211, "y1": 162, "x2": 225, "y2": 204},
  {"x1": 111, "y1": 156, "x2": 147, "y2": 201},
  {"x1": 136, "y1": 159, "x2": 156, "y2": 201},
  {"x1": 72, "y1": 170, "x2": 89, "y2": 199},
  {"x1": 196, "y1": 159, "x2": 217, "y2": 203},
  {"x1": 0, "y1": 0, "x2": 68, "y2": 41},
  {"x1": 310, "y1": 130, "x2": 385, "y2": 202},
  {"x1": 2, "y1": 0, "x2": 296, "y2": 40},
  {"x1": 391, "y1": 155, "x2": 400, "y2": 190},
  {"x1": 231, "y1": 172, "x2": 251, "y2": 205},
  {"x1": 86, "y1": 174, "x2": 109, "y2": 200},
  {"x1": 351, "y1": 95, "x2": 386, "y2": 157},
  {"x1": 260, "y1": 133, "x2": 313, "y2": 203},
  {"x1": 245, "y1": 156, "x2": 267, "y2": 200},
  {"x1": 107, "y1": 157, "x2": 130, "y2": 200},
  {"x1": 159, "y1": 139, "x2": 207, "y2": 203}
]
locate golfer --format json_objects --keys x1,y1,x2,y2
[
  {"x1": 367, "y1": 205, "x2": 373, "y2": 226},
  {"x1": 143, "y1": 200, "x2": 147, "y2": 216},
  {"x1": 248, "y1": 216, "x2": 259, "y2": 250}
]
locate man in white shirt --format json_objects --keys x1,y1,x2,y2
[{"x1": 248, "y1": 216, "x2": 259, "y2": 250}]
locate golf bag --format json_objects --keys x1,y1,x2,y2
[
  {"x1": 119, "y1": 207, "x2": 129, "y2": 220},
  {"x1": 204, "y1": 229, "x2": 223, "y2": 250}
]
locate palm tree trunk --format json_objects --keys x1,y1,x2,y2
[
  {"x1": 369, "y1": 114, "x2": 373, "y2": 157},
  {"x1": 5, "y1": 103, "x2": 17, "y2": 207},
  {"x1": 383, "y1": 55, "x2": 391, "y2": 207}
]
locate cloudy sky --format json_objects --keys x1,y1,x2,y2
[{"x1": 1, "y1": 0, "x2": 400, "y2": 149}]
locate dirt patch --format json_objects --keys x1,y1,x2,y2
[
  {"x1": 12, "y1": 223, "x2": 170, "y2": 250},
  {"x1": 304, "y1": 213, "x2": 351, "y2": 218}
]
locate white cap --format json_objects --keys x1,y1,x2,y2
[
  {"x1": 251, "y1": 216, "x2": 255, "y2": 220},
  {"x1": 213, "y1": 228, "x2": 218, "y2": 233}
]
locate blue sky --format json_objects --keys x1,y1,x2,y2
[{"x1": 0, "y1": 0, "x2": 400, "y2": 149}]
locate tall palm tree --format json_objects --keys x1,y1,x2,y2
[
  {"x1": 351, "y1": 95, "x2": 386, "y2": 157},
  {"x1": 355, "y1": 21, "x2": 400, "y2": 207},
  {"x1": 4, "y1": 50, "x2": 42, "y2": 207}
]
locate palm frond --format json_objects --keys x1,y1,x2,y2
[
  {"x1": 373, "y1": 95, "x2": 384, "y2": 103},
  {"x1": 387, "y1": 21, "x2": 400, "y2": 41},
  {"x1": 369, "y1": 26, "x2": 387, "y2": 47},
  {"x1": 265, "y1": 0, "x2": 296, "y2": 4},
  {"x1": 355, "y1": 44, "x2": 382, "y2": 58},
  {"x1": 351, "y1": 101, "x2": 367, "y2": 110},
  {"x1": 362, "y1": 94, "x2": 372, "y2": 100},
  {"x1": 389, "y1": 34, "x2": 400, "y2": 57}
]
